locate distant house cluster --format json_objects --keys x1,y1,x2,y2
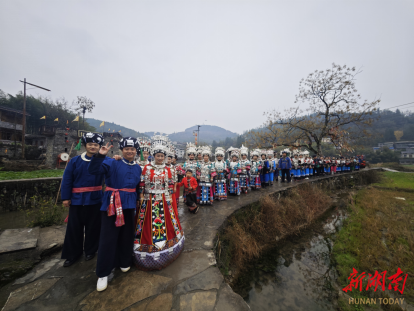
[
  {"x1": 172, "y1": 141, "x2": 186, "y2": 159},
  {"x1": 372, "y1": 141, "x2": 414, "y2": 165}
]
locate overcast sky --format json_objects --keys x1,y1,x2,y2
[{"x1": 1, "y1": 0, "x2": 413, "y2": 134}]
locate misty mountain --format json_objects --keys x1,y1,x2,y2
[
  {"x1": 145, "y1": 125, "x2": 238, "y2": 143},
  {"x1": 86, "y1": 118, "x2": 149, "y2": 138}
]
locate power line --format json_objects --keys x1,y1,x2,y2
[{"x1": 381, "y1": 102, "x2": 414, "y2": 110}]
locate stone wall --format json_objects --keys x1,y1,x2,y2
[
  {"x1": 0, "y1": 142, "x2": 22, "y2": 159},
  {"x1": 44, "y1": 130, "x2": 123, "y2": 168},
  {"x1": 45, "y1": 129, "x2": 81, "y2": 168},
  {"x1": 0, "y1": 177, "x2": 62, "y2": 212}
]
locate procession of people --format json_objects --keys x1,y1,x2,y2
[{"x1": 61, "y1": 132, "x2": 366, "y2": 292}]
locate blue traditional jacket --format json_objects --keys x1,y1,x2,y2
[
  {"x1": 61, "y1": 154, "x2": 106, "y2": 205},
  {"x1": 88, "y1": 154, "x2": 142, "y2": 211},
  {"x1": 278, "y1": 157, "x2": 292, "y2": 169}
]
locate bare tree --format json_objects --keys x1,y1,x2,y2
[
  {"x1": 73, "y1": 96, "x2": 95, "y2": 129},
  {"x1": 248, "y1": 63, "x2": 380, "y2": 155}
]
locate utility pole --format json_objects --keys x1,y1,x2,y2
[
  {"x1": 19, "y1": 79, "x2": 51, "y2": 159},
  {"x1": 82, "y1": 106, "x2": 86, "y2": 129},
  {"x1": 197, "y1": 125, "x2": 201, "y2": 144},
  {"x1": 193, "y1": 125, "x2": 201, "y2": 145}
]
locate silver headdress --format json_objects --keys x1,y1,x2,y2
[
  {"x1": 260, "y1": 149, "x2": 267, "y2": 156},
  {"x1": 151, "y1": 132, "x2": 170, "y2": 156},
  {"x1": 215, "y1": 147, "x2": 225, "y2": 158},
  {"x1": 167, "y1": 144, "x2": 176, "y2": 158},
  {"x1": 250, "y1": 148, "x2": 260, "y2": 158},
  {"x1": 240, "y1": 144, "x2": 249, "y2": 156},
  {"x1": 201, "y1": 145, "x2": 212, "y2": 157},
  {"x1": 186, "y1": 142, "x2": 197, "y2": 157},
  {"x1": 139, "y1": 137, "x2": 151, "y2": 152},
  {"x1": 230, "y1": 148, "x2": 240, "y2": 158},
  {"x1": 266, "y1": 149, "x2": 274, "y2": 156}
]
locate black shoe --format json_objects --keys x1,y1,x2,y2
[
  {"x1": 63, "y1": 257, "x2": 80, "y2": 267},
  {"x1": 85, "y1": 253, "x2": 95, "y2": 261}
]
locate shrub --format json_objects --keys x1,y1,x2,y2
[{"x1": 24, "y1": 196, "x2": 67, "y2": 228}]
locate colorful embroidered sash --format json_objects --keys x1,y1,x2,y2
[{"x1": 105, "y1": 187, "x2": 136, "y2": 227}]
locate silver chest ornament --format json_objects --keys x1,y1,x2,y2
[{"x1": 215, "y1": 161, "x2": 225, "y2": 172}]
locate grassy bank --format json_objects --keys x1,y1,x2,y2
[
  {"x1": 333, "y1": 172, "x2": 414, "y2": 310},
  {"x1": 216, "y1": 184, "x2": 332, "y2": 281},
  {"x1": 0, "y1": 169, "x2": 63, "y2": 180}
]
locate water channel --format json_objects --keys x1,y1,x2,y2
[{"x1": 233, "y1": 201, "x2": 348, "y2": 311}]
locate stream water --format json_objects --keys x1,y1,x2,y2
[{"x1": 233, "y1": 202, "x2": 348, "y2": 311}]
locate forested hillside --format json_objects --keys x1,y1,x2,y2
[{"x1": 362, "y1": 109, "x2": 414, "y2": 143}]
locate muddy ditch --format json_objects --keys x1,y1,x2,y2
[{"x1": 214, "y1": 169, "x2": 382, "y2": 310}]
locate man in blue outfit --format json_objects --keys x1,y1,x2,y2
[
  {"x1": 88, "y1": 137, "x2": 141, "y2": 292},
  {"x1": 278, "y1": 151, "x2": 292, "y2": 183},
  {"x1": 61, "y1": 132, "x2": 105, "y2": 267}
]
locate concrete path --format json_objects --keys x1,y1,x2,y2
[
  {"x1": 0, "y1": 170, "x2": 378, "y2": 311},
  {"x1": 382, "y1": 167, "x2": 414, "y2": 173}
]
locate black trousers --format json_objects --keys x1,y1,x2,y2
[
  {"x1": 281, "y1": 169, "x2": 291, "y2": 182},
  {"x1": 185, "y1": 192, "x2": 197, "y2": 207},
  {"x1": 96, "y1": 209, "x2": 135, "y2": 278},
  {"x1": 61, "y1": 203, "x2": 101, "y2": 261}
]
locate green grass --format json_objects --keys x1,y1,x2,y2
[
  {"x1": 374, "y1": 171, "x2": 414, "y2": 189},
  {"x1": 333, "y1": 172, "x2": 414, "y2": 310},
  {"x1": 0, "y1": 169, "x2": 63, "y2": 180}
]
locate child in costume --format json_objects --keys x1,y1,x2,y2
[
  {"x1": 212, "y1": 147, "x2": 227, "y2": 200},
  {"x1": 197, "y1": 146, "x2": 214, "y2": 205},
  {"x1": 249, "y1": 149, "x2": 262, "y2": 189},
  {"x1": 239, "y1": 145, "x2": 251, "y2": 194},
  {"x1": 178, "y1": 170, "x2": 199, "y2": 213}
]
